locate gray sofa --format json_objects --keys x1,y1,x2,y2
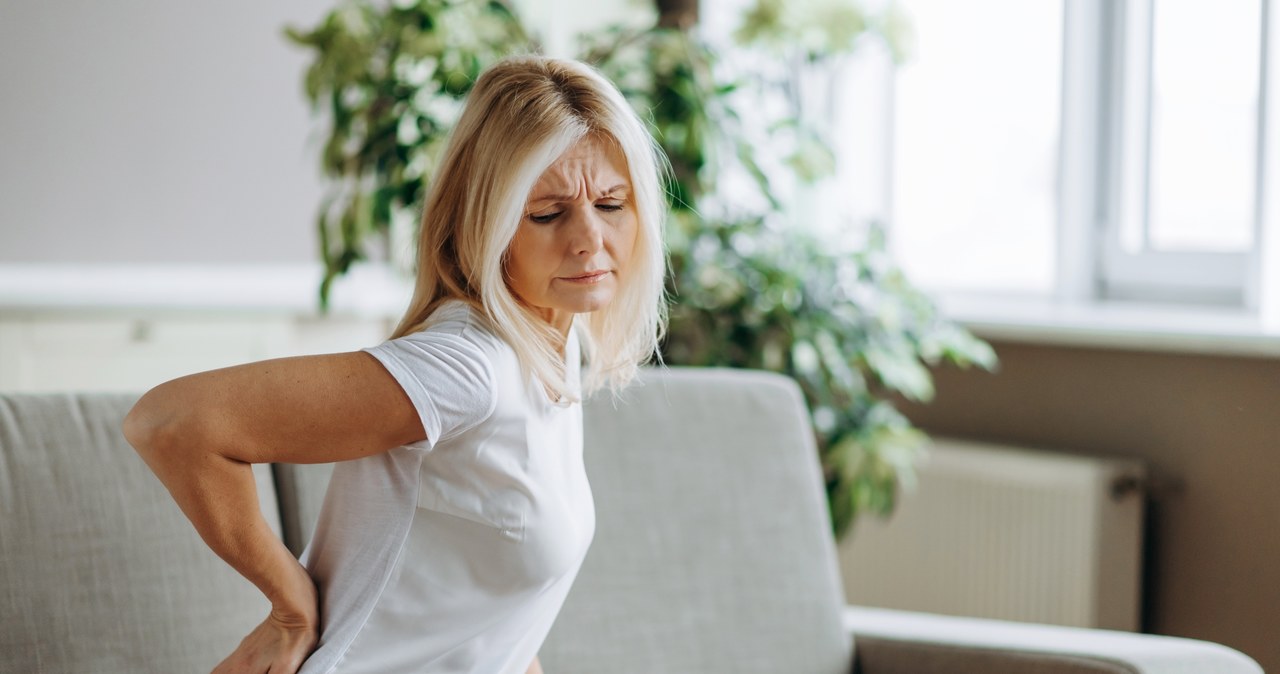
[{"x1": 0, "y1": 368, "x2": 1263, "y2": 673}]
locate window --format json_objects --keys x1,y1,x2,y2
[
  {"x1": 891, "y1": 0, "x2": 1274, "y2": 309},
  {"x1": 891, "y1": 0, "x2": 1063, "y2": 295},
  {"x1": 1100, "y1": 0, "x2": 1266, "y2": 304}
]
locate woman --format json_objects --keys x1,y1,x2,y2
[{"x1": 124, "y1": 55, "x2": 668, "y2": 674}]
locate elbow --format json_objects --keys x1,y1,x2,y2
[
  {"x1": 121, "y1": 400, "x2": 151, "y2": 454},
  {"x1": 124, "y1": 383, "x2": 232, "y2": 468},
  {"x1": 122, "y1": 387, "x2": 180, "y2": 462}
]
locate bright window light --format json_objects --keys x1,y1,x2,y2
[
  {"x1": 891, "y1": 0, "x2": 1063, "y2": 294},
  {"x1": 1145, "y1": 0, "x2": 1261, "y2": 253}
]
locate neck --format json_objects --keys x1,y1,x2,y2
[
  {"x1": 528, "y1": 308, "x2": 572, "y2": 359},
  {"x1": 531, "y1": 306, "x2": 573, "y2": 341}
]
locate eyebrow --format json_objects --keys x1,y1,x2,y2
[{"x1": 528, "y1": 183, "x2": 631, "y2": 203}]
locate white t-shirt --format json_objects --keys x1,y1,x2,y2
[{"x1": 297, "y1": 299, "x2": 595, "y2": 674}]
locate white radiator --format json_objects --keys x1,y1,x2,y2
[{"x1": 837, "y1": 437, "x2": 1146, "y2": 630}]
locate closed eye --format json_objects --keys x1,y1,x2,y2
[
  {"x1": 528, "y1": 203, "x2": 624, "y2": 223},
  {"x1": 528, "y1": 211, "x2": 562, "y2": 224}
]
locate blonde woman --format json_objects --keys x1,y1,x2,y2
[{"x1": 124, "y1": 55, "x2": 668, "y2": 674}]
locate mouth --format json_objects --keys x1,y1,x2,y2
[{"x1": 560, "y1": 270, "x2": 610, "y2": 283}]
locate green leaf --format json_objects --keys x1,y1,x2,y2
[{"x1": 290, "y1": 0, "x2": 992, "y2": 542}]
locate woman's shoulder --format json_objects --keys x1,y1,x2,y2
[
  {"x1": 403, "y1": 299, "x2": 525, "y2": 373},
  {"x1": 408, "y1": 299, "x2": 503, "y2": 348},
  {"x1": 361, "y1": 300, "x2": 508, "y2": 446},
  {"x1": 366, "y1": 299, "x2": 509, "y2": 379}
]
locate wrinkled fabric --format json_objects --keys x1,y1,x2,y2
[{"x1": 299, "y1": 300, "x2": 593, "y2": 674}]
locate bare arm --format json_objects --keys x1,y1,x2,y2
[
  {"x1": 123, "y1": 351, "x2": 424, "y2": 672},
  {"x1": 526, "y1": 655, "x2": 544, "y2": 674}
]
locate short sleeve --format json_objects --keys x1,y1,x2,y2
[{"x1": 362, "y1": 328, "x2": 497, "y2": 452}]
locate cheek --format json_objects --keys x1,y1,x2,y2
[
  {"x1": 504, "y1": 233, "x2": 531, "y2": 286},
  {"x1": 507, "y1": 228, "x2": 552, "y2": 284},
  {"x1": 616, "y1": 216, "x2": 640, "y2": 263}
]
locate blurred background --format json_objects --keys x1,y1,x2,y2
[{"x1": 1, "y1": 0, "x2": 1276, "y2": 670}]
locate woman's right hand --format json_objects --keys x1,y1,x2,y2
[{"x1": 211, "y1": 568, "x2": 319, "y2": 674}]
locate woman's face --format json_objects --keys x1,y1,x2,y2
[{"x1": 506, "y1": 134, "x2": 638, "y2": 336}]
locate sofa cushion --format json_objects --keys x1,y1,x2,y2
[
  {"x1": 540, "y1": 367, "x2": 852, "y2": 673},
  {"x1": 274, "y1": 462, "x2": 334, "y2": 557},
  {"x1": 0, "y1": 393, "x2": 279, "y2": 674}
]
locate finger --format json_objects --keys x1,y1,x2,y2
[
  {"x1": 266, "y1": 654, "x2": 305, "y2": 674},
  {"x1": 270, "y1": 644, "x2": 311, "y2": 674}
]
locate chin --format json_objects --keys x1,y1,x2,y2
[{"x1": 562, "y1": 290, "x2": 616, "y2": 315}]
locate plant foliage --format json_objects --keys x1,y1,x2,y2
[
  {"x1": 580, "y1": 22, "x2": 995, "y2": 535},
  {"x1": 285, "y1": 0, "x2": 529, "y2": 308},
  {"x1": 287, "y1": 0, "x2": 996, "y2": 538}
]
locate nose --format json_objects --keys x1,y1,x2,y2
[{"x1": 568, "y1": 207, "x2": 605, "y2": 256}]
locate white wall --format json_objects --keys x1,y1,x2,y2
[
  {"x1": 0, "y1": 0, "x2": 332, "y2": 264},
  {"x1": 0, "y1": 0, "x2": 634, "y2": 266}
]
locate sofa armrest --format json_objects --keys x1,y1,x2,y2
[{"x1": 845, "y1": 606, "x2": 1262, "y2": 674}]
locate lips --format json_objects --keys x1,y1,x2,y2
[
  {"x1": 563, "y1": 269, "x2": 611, "y2": 283},
  {"x1": 562, "y1": 271, "x2": 608, "y2": 280}
]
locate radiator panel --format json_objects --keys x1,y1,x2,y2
[{"x1": 837, "y1": 438, "x2": 1146, "y2": 630}]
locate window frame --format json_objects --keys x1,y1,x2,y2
[
  {"x1": 1081, "y1": 0, "x2": 1270, "y2": 307},
  {"x1": 896, "y1": 0, "x2": 1275, "y2": 311}
]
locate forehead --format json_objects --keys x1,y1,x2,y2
[{"x1": 528, "y1": 135, "x2": 630, "y2": 198}]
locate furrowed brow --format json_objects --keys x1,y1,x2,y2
[
  {"x1": 600, "y1": 183, "x2": 630, "y2": 197},
  {"x1": 528, "y1": 183, "x2": 631, "y2": 204}
]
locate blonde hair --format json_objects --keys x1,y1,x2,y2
[{"x1": 390, "y1": 55, "x2": 669, "y2": 402}]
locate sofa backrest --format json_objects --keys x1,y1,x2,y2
[
  {"x1": 0, "y1": 393, "x2": 279, "y2": 674},
  {"x1": 279, "y1": 367, "x2": 853, "y2": 672},
  {"x1": 274, "y1": 462, "x2": 334, "y2": 558},
  {"x1": 1, "y1": 367, "x2": 852, "y2": 673},
  {"x1": 541, "y1": 367, "x2": 852, "y2": 673}
]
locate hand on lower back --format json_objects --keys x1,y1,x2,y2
[{"x1": 211, "y1": 571, "x2": 319, "y2": 674}]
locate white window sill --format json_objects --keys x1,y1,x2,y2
[
  {"x1": 4, "y1": 265, "x2": 1278, "y2": 358},
  {"x1": 937, "y1": 293, "x2": 1280, "y2": 359},
  {"x1": 0, "y1": 263, "x2": 412, "y2": 319}
]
